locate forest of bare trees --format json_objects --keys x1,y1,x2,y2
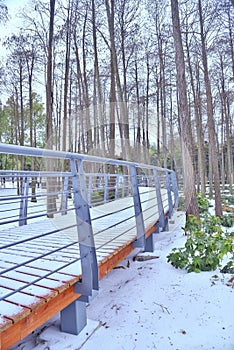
[{"x1": 0, "y1": 0, "x2": 233, "y2": 216}]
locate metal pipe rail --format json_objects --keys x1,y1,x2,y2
[{"x1": 0, "y1": 143, "x2": 178, "y2": 349}]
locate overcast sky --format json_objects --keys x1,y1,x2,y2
[{"x1": 1, "y1": 0, "x2": 29, "y2": 39}]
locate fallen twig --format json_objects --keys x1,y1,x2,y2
[
  {"x1": 133, "y1": 255, "x2": 160, "y2": 262},
  {"x1": 153, "y1": 302, "x2": 170, "y2": 314},
  {"x1": 113, "y1": 265, "x2": 126, "y2": 269}
]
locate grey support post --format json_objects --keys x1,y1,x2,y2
[
  {"x1": 61, "y1": 175, "x2": 68, "y2": 215},
  {"x1": 104, "y1": 174, "x2": 108, "y2": 203},
  {"x1": 115, "y1": 175, "x2": 119, "y2": 200},
  {"x1": 122, "y1": 175, "x2": 126, "y2": 198},
  {"x1": 153, "y1": 169, "x2": 165, "y2": 231},
  {"x1": 61, "y1": 297, "x2": 87, "y2": 335},
  {"x1": 72, "y1": 158, "x2": 98, "y2": 295},
  {"x1": 88, "y1": 174, "x2": 92, "y2": 205},
  {"x1": 19, "y1": 176, "x2": 29, "y2": 226},
  {"x1": 144, "y1": 233, "x2": 154, "y2": 253},
  {"x1": 166, "y1": 171, "x2": 173, "y2": 219},
  {"x1": 171, "y1": 171, "x2": 179, "y2": 209},
  {"x1": 61, "y1": 158, "x2": 99, "y2": 336},
  {"x1": 130, "y1": 166, "x2": 146, "y2": 250}
]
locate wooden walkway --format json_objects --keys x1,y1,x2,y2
[
  {"x1": 0, "y1": 142, "x2": 179, "y2": 350},
  {"x1": 0, "y1": 186, "x2": 172, "y2": 349}
]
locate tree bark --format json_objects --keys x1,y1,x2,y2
[
  {"x1": 198, "y1": 0, "x2": 222, "y2": 216},
  {"x1": 92, "y1": 0, "x2": 106, "y2": 156},
  {"x1": 46, "y1": 0, "x2": 55, "y2": 149},
  {"x1": 185, "y1": 31, "x2": 206, "y2": 196},
  {"x1": 220, "y1": 54, "x2": 233, "y2": 194},
  {"x1": 62, "y1": 0, "x2": 71, "y2": 152},
  {"x1": 170, "y1": 0, "x2": 199, "y2": 218},
  {"x1": 46, "y1": 0, "x2": 56, "y2": 218}
]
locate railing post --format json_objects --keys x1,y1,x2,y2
[
  {"x1": 19, "y1": 176, "x2": 29, "y2": 226},
  {"x1": 70, "y1": 158, "x2": 98, "y2": 295},
  {"x1": 128, "y1": 175, "x2": 131, "y2": 196},
  {"x1": 122, "y1": 175, "x2": 125, "y2": 198},
  {"x1": 166, "y1": 171, "x2": 173, "y2": 218},
  {"x1": 61, "y1": 158, "x2": 99, "y2": 335},
  {"x1": 61, "y1": 175, "x2": 69, "y2": 215},
  {"x1": 171, "y1": 171, "x2": 179, "y2": 209},
  {"x1": 88, "y1": 174, "x2": 92, "y2": 205},
  {"x1": 130, "y1": 166, "x2": 146, "y2": 249},
  {"x1": 153, "y1": 169, "x2": 165, "y2": 230},
  {"x1": 115, "y1": 174, "x2": 119, "y2": 200},
  {"x1": 104, "y1": 174, "x2": 108, "y2": 203}
]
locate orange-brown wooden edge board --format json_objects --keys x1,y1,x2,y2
[
  {"x1": 0, "y1": 317, "x2": 12, "y2": 333},
  {"x1": 0, "y1": 278, "x2": 82, "y2": 350},
  {"x1": 98, "y1": 221, "x2": 159, "y2": 280},
  {"x1": 0, "y1": 221, "x2": 160, "y2": 350}
]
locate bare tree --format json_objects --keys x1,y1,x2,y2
[
  {"x1": 184, "y1": 21, "x2": 206, "y2": 196},
  {"x1": 46, "y1": 0, "x2": 55, "y2": 149},
  {"x1": 62, "y1": 0, "x2": 72, "y2": 152},
  {"x1": 170, "y1": 0, "x2": 199, "y2": 217},
  {"x1": 198, "y1": 0, "x2": 222, "y2": 216},
  {"x1": 46, "y1": 0, "x2": 56, "y2": 217}
]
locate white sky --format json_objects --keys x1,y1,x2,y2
[{"x1": 0, "y1": 0, "x2": 29, "y2": 39}]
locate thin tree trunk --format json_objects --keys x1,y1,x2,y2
[
  {"x1": 62, "y1": 0, "x2": 71, "y2": 152},
  {"x1": 82, "y1": 9, "x2": 92, "y2": 154},
  {"x1": 170, "y1": 0, "x2": 199, "y2": 218},
  {"x1": 198, "y1": 0, "x2": 222, "y2": 216},
  {"x1": 135, "y1": 59, "x2": 141, "y2": 162},
  {"x1": 105, "y1": 0, "x2": 129, "y2": 160},
  {"x1": 185, "y1": 31, "x2": 206, "y2": 195},
  {"x1": 46, "y1": 0, "x2": 56, "y2": 218},
  {"x1": 220, "y1": 54, "x2": 233, "y2": 194},
  {"x1": 92, "y1": 0, "x2": 105, "y2": 156}
]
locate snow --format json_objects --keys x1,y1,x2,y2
[{"x1": 10, "y1": 211, "x2": 234, "y2": 350}]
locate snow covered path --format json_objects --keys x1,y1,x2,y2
[{"x1": 10, "y1": 211, "x2": 234, "y2": 350}]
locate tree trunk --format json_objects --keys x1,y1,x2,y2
[
  {"x1": 220, "y1": 54, "x2": 233, "y2": 194},
  {"x1": 135, "y1": 59, "x2": 142, "y2": 162},
  {"x1": 46, "y1": 0, "x2": 56, "y2": 218},
  {"x1": 105, "y1": 0, "x2": 129, "y2": 160},
  {"x1": 82, "y1": 10, "x2": 92, "y2": 154},
  {"x1": 92, "y1": 0, "x2": 105, "y2": 156},
  {"x1": 46, "y1": 0, "x2": 55, "y2": 149},
  {"x1": 170, "y1": 0, "x2": 199, "y2": 218},
  {"x1": 62, "y1": 0, "x2": 71, "y2": 152},
  {"x1": 198, "y1": 0, "x2": 222, "y2": 216}
]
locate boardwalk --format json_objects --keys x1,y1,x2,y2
[{"x1": 0, "y1": 143, "x2": 178, "y2": 349}]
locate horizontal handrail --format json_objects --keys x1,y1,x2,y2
[
  {"x1": 0, "y1": 142, "x2": 178, "y2": 345},
  {"x1": 0, "y1": 142, "x2": 173, "y2": 172}
]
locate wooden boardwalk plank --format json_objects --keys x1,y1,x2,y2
[{"x1": 0, "y1": 188, "x2": 170, "y2": 349}]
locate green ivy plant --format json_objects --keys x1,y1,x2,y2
[
  {"x1": 167, "y1": 214, "x2": 234, "y2": 273},
  {"x1": 197, "y1": 192, "x2": 210, "y2": 213},
  {"x1": 220, "y1": 214, "x2": 234, "y2": 228},
  {"x1": 221, "y1": 195, "x2": 234, "y2": 206}
]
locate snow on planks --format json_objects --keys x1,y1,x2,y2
[{"x1": 0, "y1": 190, "x2": 168, "y2": 349}]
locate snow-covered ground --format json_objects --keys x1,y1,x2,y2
[{"x1": 10, "y1": 211, "x2": 234, "y2": 350}]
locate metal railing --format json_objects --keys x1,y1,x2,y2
[{"x1": 0, "y1": 143, "x2": 178, "y2": 335}]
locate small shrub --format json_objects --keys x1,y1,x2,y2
[
  {"x1": 167, "y1": 214, "x2": 234, "y2": 273},
  {"x1": 221, "y1": 261, "x2": 234, "y2": 274},
  {"x1": 91, "y1": 189, "x2": 104, "y2": 204},
  {"x1": 197, "y1": 193, "x2": 210, "y2": 214},
  {"x1": 177, "y1": 196, "x2": 185, "y2": 211},
  {"x1": 220, "y1": 215, "x2": 234, "y2": 228},
  {"x1": 221, "y1": 195, "x2": 234, "y2": 206}
]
